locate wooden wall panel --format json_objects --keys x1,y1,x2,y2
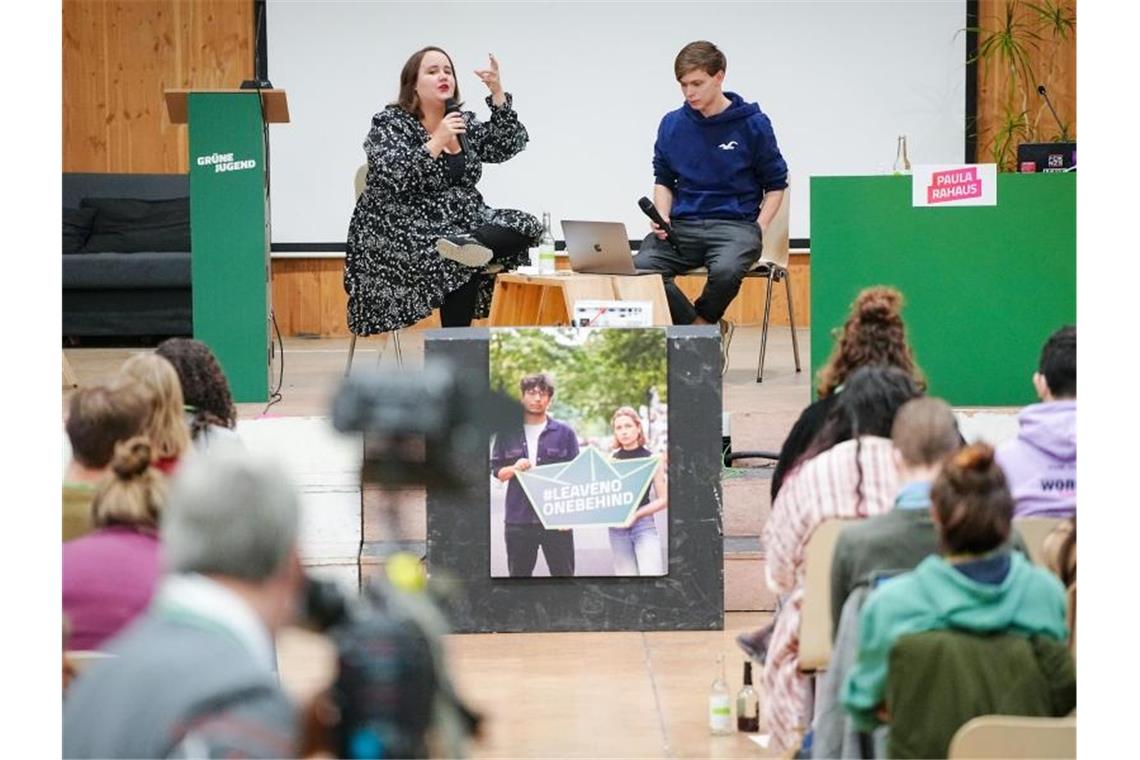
[
  {"x1": 62, "y1": 0, "x2": 253, "y2": 173},
  {"x1": 270, "y1": 254, "x2": 811, "y2": 337},
  {"x1": 975, "y1": 0, "x2": 1076, "y2": 166}
]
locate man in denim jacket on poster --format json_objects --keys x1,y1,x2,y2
[{"x1": 490, "y1": 372, "x2": 580, "y2": 576}]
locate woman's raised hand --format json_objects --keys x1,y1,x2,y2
[{"x1": 474, "y1": 53, "x2": 506, "y2": 106}]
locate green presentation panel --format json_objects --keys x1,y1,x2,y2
[
  {"x1": 810, "y1": 174, "x2": 1075, "y2": 407},
  {"x1": 188, "y1": 92, "x2": 270, "y2": 403}
]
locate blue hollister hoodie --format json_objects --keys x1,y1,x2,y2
[{"x1": 652, "y1": 91, "x2": 788, "y2": 221}]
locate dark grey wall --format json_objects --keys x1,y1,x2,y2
[{"x1": 425, "y1": 326, "x2": 723, "y2": 633}]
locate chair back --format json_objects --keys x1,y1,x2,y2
[
  {"x1": 948, "y1": 715, "x2": 1076, "y2": 759},
  {"x1": 798, "y1": 518, "x2": 850, "y2": 672},
  {"x1": 354, "y1": 163, "x2": 368, "y2": 200},
  {"x1": 1012, "y1": 517, "x2": 1065, "y2": 567},
  {"x1": 758, "y1": 186, "x2": 791, "y2": 269}
]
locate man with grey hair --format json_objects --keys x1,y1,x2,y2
[{"x1": 64, "y1": 450, "x2": 304, "y2": 758}]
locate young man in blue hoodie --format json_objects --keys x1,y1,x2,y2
[
  {"x1": 632, "y1": 41, "x2": 788, "y2": 368},
  {"x1": 996, "y1": 325, "x2": 1076, "y2": 518}
]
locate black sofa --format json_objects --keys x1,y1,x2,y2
[{"x1": 62, "y1": 173, "x2": 192, "y2": 338}]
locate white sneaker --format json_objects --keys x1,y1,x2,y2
[{"x1": 436, "y1": 236, "x2": 493, "y2": 268}]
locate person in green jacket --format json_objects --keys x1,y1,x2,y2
[{"x1": 841, "y1": 442, "x2": 1069, "y2": 731}]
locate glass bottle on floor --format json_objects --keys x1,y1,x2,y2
[
  {"x1": 709, "y1": 653, "x2": 733, "y2": 735},
  {"x1": 736, "y1": 660, "x2": 760, "y2": 732}
]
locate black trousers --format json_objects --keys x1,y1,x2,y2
[
  {"x1": 439, "y1": 224, "x2": 531, "y2": 327},
  {"x1": 505, "y1": 523, "x2": 576, "y2": 577}
]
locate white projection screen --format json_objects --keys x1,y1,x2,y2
[{"x1": 266, "y1": 0, "x2": 966, "y2": 246}]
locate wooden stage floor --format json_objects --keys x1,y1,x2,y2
[{"x1": 65, "y1": 326, "x2": 808, "y2": 757}]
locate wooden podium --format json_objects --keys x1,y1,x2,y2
[{"x1": 164, "y1": 89, "x2": 289, "y2": 402}]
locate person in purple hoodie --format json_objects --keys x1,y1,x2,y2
[
  {"x1": 996, "y1": 325, "x2": 1076, "y2": 518},
  {"x1": 632, "y1": 40, "x2": 788, "y2": 368}
]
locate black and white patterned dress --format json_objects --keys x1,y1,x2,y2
[{"x1": 344, "y1": 94, "x2": 542, "y2": 335}]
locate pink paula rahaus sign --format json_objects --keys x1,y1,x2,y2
[{"x1": 911, "y1": 164, "x2": 998, "y2": 208}]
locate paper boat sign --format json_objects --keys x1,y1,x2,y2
[
  {"x1": 515, "y1": 447, "x2": 660, "y2": 529},
  {"x1": 912, "y1": 164, "x2": 998, "y2": 207}
]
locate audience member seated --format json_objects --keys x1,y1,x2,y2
[
  {"x1": 769, "y1": 286, "x2": 925, "y2": 501},
  {"x1": 63, "y1": 436, "x2": 166, "y2": 650},
  {"x1": 156, "y1": 338, "x2": 243, "y2": 453},
  {"x1": 842, "y1": 444, "x2": 1071, "y2": 753},
  {"x1": 63, "y1": 449, "x2": 304, "y2": 758},
  {"x1": 996, "y1": 325, "x2": 1076, "y2": 518},
  {"x1": 760, "y1": 365, "x2": 923, "y2": 753},
  {"x1": 116, "y1": 353, "x2": 192, "y2": 475},
  {"x1": 829, "y1": 396, "x2": 960, "y2": 634},
  {"x1": 812, "y1": 397, "x2": 959, "y2": 758},
  {"x1": 63, "y1": 382, "x2": 149, "y2": 540}
]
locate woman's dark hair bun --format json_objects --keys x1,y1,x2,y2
[{"x1": 110, "y1": 436, "x2": 153, "y2": 480}]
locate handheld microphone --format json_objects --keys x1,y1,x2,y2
[
  {"x1": 637, "y1": 196, "x2": 682, "y2": 254},
  {"x1": 1036, "y1": 85, "x2": 1066, "y2": 137},
  {"x1": 444, "y1": 98, "x2": 470, "y2": 155}
]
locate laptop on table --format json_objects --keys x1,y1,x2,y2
[{"x1": 561, "y1": 220, "x2": 654, "y2": 276}]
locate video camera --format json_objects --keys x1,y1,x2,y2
[
  {"x1": 298, "y1": 360, "x2": 512, "y2": 757},
  {"x1": 331, "y1": 358, "x2": 520, "y2": 489}
]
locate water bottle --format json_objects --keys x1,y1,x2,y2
[
  {"x1": 538, "y1": 212, "x2": 556, "y2": 274},
  {"x1": 708, "y1": 653, "x2": 733, "y2": 735},
  {"x1": 893, "y1": 135, "x2": 912, "y2": 175}
]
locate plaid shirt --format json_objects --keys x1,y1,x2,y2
[{"x1": 760, "y1": 436, "x2": 900, "y2": 752}]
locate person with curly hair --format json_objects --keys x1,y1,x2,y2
[
  {"x1": 771, "y1": 286, "x2": 925, "y2": 500},
  {"x1": 156, "y1": 338, "x2": 243, "y2": 453},
  {"x1": 737, "y1": 287, "x2": 927, "y2": 664},
  {"x1": 63, "y1": 436, "x2": 167, "y2": 650},
  {"x1": 117, "y1": 353, "x2": 192, "y2": 474}
]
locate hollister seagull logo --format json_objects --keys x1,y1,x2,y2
[
  {"x1": 718, "y1": 140, "x2": 739, "y2": 151},
  {"x1": 513, "y1": 447, "x2": 660, "y2": 529}
]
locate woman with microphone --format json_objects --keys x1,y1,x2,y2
[{"x1": 345, "y1": 47, "x2": 541, "y2": 331}]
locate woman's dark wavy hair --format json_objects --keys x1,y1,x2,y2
[
  {"x1": 816, "y1": 286, "x2": 926, "y2": 398},
  {"x1": 393, "y1": 46, "x2": 461, "y2": 118},
  {"x1": 155, "y1": 338, "x2": 237, "y2": 437},
  {"x1": 799, "y1": 365, "x2": 923, "y2": 506}
]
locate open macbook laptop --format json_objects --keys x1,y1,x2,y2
[{"x1": 561, "y1": 220, "x2": 652, "y2": 275}]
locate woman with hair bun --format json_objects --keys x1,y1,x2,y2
[
  {"x1": 771, "y1": 286, "x2": 925, "y2": 499},
  {"x1": 117, "y1": 353, "x2": 191, "y2": 474},
  {"x1": 63, "y1": 436, "x2": 167, "y2": 650},
  {"x1": 841, "y1": 443, "x2": 1070, "y2": 732}
]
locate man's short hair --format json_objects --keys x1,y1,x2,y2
[
  {"x1": 674, "y1": 40, "x2": 726, "y2": 80},
  {"x1": 520, "y1": 373, "x2": 555, "y2": 397},
  {"x1": 65, "y1": 383, "x2": 150, "y2": 468},
  {"x1": 162, "y1": 450, "x2": 299, "y2": 582},
  {"x1": 891, "y1": 397, "x2": 960, "y2": 467},
  {"x1": 1038, "y1": 325, "x2": 1076, "y2": 398}
]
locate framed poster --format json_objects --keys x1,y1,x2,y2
[{"x1": 488, "y1": 327, "x2": 668, "y2": 578}]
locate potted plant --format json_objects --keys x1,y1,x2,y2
[{"x1": 967, "y1": 0, "x2": 1076, "y2": 171}]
